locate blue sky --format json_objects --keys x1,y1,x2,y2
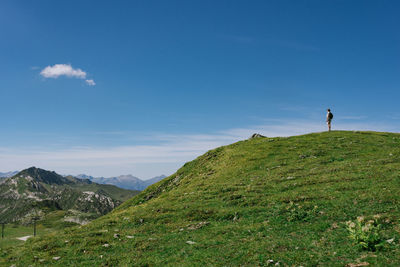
[{"x1": 1, "y1": 0, "x2": 399, "y2": 178}]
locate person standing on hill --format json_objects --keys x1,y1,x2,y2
[{"x1": 326, "y1": 109, "x2": 333, "y2": 131}]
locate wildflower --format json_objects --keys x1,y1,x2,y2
[
  {"x1": 373, "y1": 214, "x2": 381, "y2": 219},
  {"x1": 386, "y1": 238, "x2": 395, "y2": 244},
  {"x1": 357, "y1": 216, "x2": 365, "y2": 222},
  {"x1": 346, "y1": 221, "x2": 355, "y2": 228},
  {"x1": 362, "y1": 224, "x2": 371, "y2": 232}
]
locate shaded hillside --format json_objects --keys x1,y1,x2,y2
[
  {"x1": 0, "y1": 167, "x2": 139, "y2": 224},
  {"x1": 3, "y1": 132, "x2": 400, "y2": 266}
]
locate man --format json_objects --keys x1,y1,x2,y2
[{"x1": 326, "y1": 109, "x2": 333, "y2": 131}]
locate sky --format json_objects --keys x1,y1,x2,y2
[{"x1": 0, "y1": 0, "x2": 399, "y2": 178}]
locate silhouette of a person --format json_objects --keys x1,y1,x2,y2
[{"x1": 326, "y1": 109, "x2": 333, "y2": 131}]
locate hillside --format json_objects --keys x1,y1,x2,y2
[
  {"x1": 0, "y1": 167, "x2": 139, "y2": 224},
  {"x1": 3, "y1": 131, "x2": 400, "y2": 266}
]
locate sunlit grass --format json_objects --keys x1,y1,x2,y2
[{"x1": 2, "y1": 131, "x2": 400, "y2": 266}]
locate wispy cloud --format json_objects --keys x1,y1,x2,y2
[
  {"x1": 340, "y1": 116, "x2": 367, "y2": 120},
  {"x1": 387, "y1": 113, "x2": 400, "y2": 120},
  {"x1": 85, "y1": 79, "x2": 96, "y2": 86},
  {"x1": 0, "y1": 120, "x2": 397, "y2": 178},
  {"x1": 40, "y1": 64, "x2": 95, "y2": 85}
]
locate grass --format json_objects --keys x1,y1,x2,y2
[
  {"x1": 0, "y1": 210, "x2": 82, "y2": 250},
  {"x1": 0, "y1": 224, "x2": 35, "y2": 249},
  {"x1": 2, "y1": 131, "x2": 400, "y2": 266}
]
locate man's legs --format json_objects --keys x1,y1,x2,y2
[{"x1": 328, "y1": 121, "x2": 331, "y2": 131}]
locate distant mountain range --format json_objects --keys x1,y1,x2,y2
[
  {"x1": 0, "y1": 171, "x2": 18, "y2": 178},
  {"x1": 0, "y1": 167, "x2": 139, "y2": 224},
  {"x1": 75, "y1": 174, "x2": 167, "y2": 191}
]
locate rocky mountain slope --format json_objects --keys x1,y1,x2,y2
[
  {"x1": 3, "y1": 132, "x2": 400, "y2": 266},
  {"x1": 0, "y1": 167, "x2": 139, "y2": 224}
]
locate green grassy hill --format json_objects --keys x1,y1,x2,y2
[{"x1": 2, "y1": 131, "x2": 400, "y2": 266}]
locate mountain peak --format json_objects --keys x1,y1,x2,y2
[
  {"x1": 1, "y1": 167, "x2": 139, "y2": 223},
  {"x1": 17, "y1": 167, "x2": 71, "y2": 185}
]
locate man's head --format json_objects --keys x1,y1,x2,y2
[{"x1": 327, "y1": 109, "x2": 331, "y2": 112}]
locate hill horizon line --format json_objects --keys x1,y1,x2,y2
[{"x1": 0, "y1": 167, "x2": 166, "y2": 182}]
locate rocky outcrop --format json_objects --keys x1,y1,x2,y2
[{"x1": 249, "y1": 133, "x2": 266, "y2": 139}]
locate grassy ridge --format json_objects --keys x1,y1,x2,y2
[{"x1": 2, "y1": 131, "x2": 400, "y2": 266}]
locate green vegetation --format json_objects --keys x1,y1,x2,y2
[
  {"x1": 69, "y1": 183, "x2": 137, "y2": 203},
  {"x1": 0, "y1": 224, "x2": 36, "y2": 249},
  {"x1": 346, "y1": 215, "x2": 391, "y2": 252},
  {"x1": 0, "y1": 211, "x2": 77, "y2": 250},
  {"x1": 2, "y1": 131, "x2": 400, "y2": 266}
]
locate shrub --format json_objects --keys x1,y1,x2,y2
[
  {"x1": 346, "y1": 215, "x2": 385, "y2": 251},
  {"x1": 285, "y1": 202, "x2": 319, "y2": 222}
]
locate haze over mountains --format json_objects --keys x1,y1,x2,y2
[
  {"x1": 75, "y1": 174, "x2": 166, "y2": 191},
  {"x1": 0, "y1": 171, "x2": 18, "y2": 178}
]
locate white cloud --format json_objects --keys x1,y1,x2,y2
[
  {"x1": 40, "y1": 64, "x2": 95, "y2": 85},
  {"x1": 40, "y1": 64, "x2": 86, "y2": 78},
  {"x1": 85, "y1": 79, "x2": 96, "y2": 86}
]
